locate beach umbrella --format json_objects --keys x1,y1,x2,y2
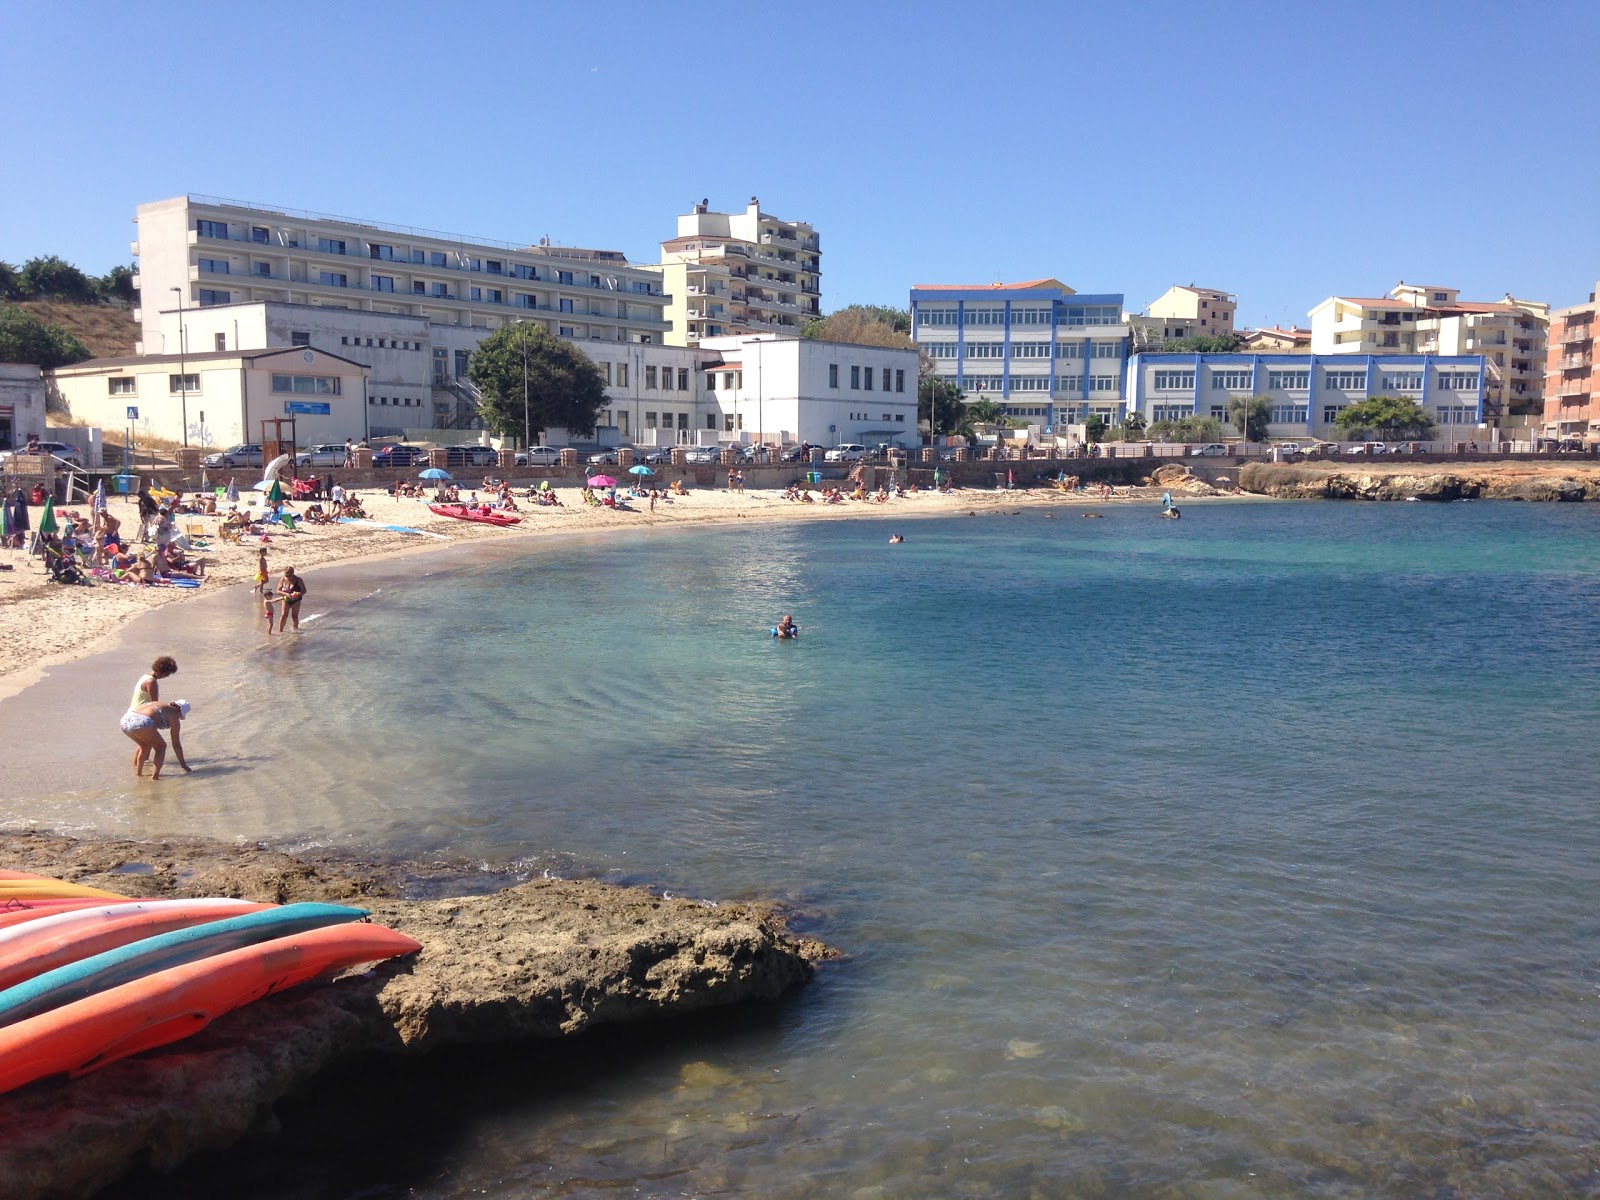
[
  {"x1": 265, "y1": 479, "x2": 285, "y2": 504},
  {"x1": 37, "y1": 496, "x2": 58, "y2": 536},
  {"x1": 587, "y1": 474, "x2": 616, "y2": 488},
  {"x1": 92, "y1": 480, "x2": 106, "y2": 512},
  {"x1": 225, "y1": 479, "x2": 239, "y2": 503},
  {"x1": 6, "y1": 491, "x2": 28, "y2": 536},
  {"x1": 627, "y1": 465, "x2": 654, "y2": 476},
  {"x1": 419, "y1": 467, "x2": 452, "y2": 481}
]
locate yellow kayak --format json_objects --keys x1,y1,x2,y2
[{"x1": 0, "y1": 871, "x2": 125, "y2": 901}]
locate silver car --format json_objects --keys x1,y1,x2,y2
[{"x1": 296, "y1": 443, "x2": 348, "y2": 467}]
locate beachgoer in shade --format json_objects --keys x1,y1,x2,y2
[
  {"x1": 119, "y1": 698, "x2": 191, "y2": 779},
  {"x1": 276, "y1": 566, "x2": 307, "y2": 632}
]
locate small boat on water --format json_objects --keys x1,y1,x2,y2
[{"x1": 427, "y1": 504, "x2": 522, "y2": 527}]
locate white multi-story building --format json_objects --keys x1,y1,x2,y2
[
  {"x1": 1308, "y1": 282, "x2": 1549, "y2": 427},
  {"x1": 659, "y1": 197, "x2": 822, "y2": 346},
  {"x1": 1127, "y1": 284, "x2": 1237, "y2": 350},
  {"x1": 910, "y1": 280, "x2": 1130, "y2": 432},
  {"x1": 1127, "y1": 352, "x2": 1489, "y2": 442},
  {"x1": 132, "y1": 194, "x2": 672, "y2": 360}
]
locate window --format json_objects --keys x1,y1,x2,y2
[
  {"x1": 864, "y1": 367, "x2": 873, "y2": 391},
  {"x1": 1325, "y1": 370, "x2": 1365, "y2": 390},
  {"x1": 882, "y1": 368, "x2": 892, "y2": 391},
  {"x1": 252, "y1": 262, "x2": 272, "y2": 278},
  {"x1": 1210, "y1": 406, "x2": 1227, "y2": 421},
  {"x1": 1092, "y1": 342, "x2": 1119, "y2": 358},
  {"x1": 251, "y1": 226, "x2": 269, "y2": 244},
  {"x1": 645, "y1": 412, "x2": 657, "y2": 429},
  {"x1": 1437, "y1": 371, "x2": 1479, "y2": 391},
  {"x1": 633, "y1": 280, "x2": 653, "y2": 294},
  {"x1": 430, "y1": 251, "x2": 448, "y2": 267},
  {"x1": 922, "y1": 342, "x2": 958, "y2": 359},
  {"x1": 1435, "y1": 405, "x2": 1475, "y2": 423},
  {"x1": 1270, "y1": 405, "x2": 1308, "y2": 423},
  {"x1": 558, "y1": 270, "x2": 574, "y2": 285},
  {"x1": 678, "y1": 368, "x2": 689, "y2": 391},
  {"x1": 319, "y1": 272, "x2": 348, "y2": 288},
  {"x1": 197, "y1": 289, "x2": 230, "y2": 305},
  {"x1": 168, "y1": 373, "x2": 199, "y2": 393},
  {"x1": 107, "y1": 377, "x2": 135, "y2": 395},
  {"x1": 414, "y1": 282, "x2": 427, "y2": 295},
  {"x1": 197, "y1": 257, "x2": 229, "y2": 274},
  {"x1": 661, "y1": 368, "x2": 673, "y2": 392},
  {"x1": 1323, "y1": 405, "x2": 1343, "y2": 423},
  {"x1": 1152, "y1": 405, "x2": 1192, "y2": 422},
  {"x1": 1153, "y1": 371, "x2": 1196, "y2": 390},
  {"x1": 271, "y1": 374, "x2": 341, "y2": 395},
  {"x1": 213, "y1": 333, "x2": 226, "y2": 351},
  {"x1": 851, "y1": 365, "x2": 861, "y2": 389},
  {"x1": 372, "y1": 275, "x2": 394, "y2": 293},
  {"x1": 1012, "y1": 342, "x2": 1050, "y2": 359},
  {"x1": 964, "y1": 308, "x2": 1005, "y2": 326},
  {"x1": 431, "y1": 283, "x2": 450, "y2": 298},
  {"x1": 1057, "y1": 341, "x2": 1083, "y2": 358},
  {"x1": 486, "y1": 289, "x2": 501, "y2": 304},
  {"x1": 1267, "y1": 370, "x2": 1310, "y2": 390},
  {"x1": 471, "y1": 287, "x2": 483, "y2": 302},
  {"x1": 705, "y1": 372, "x2": 717, "y2": 391},
  {"x1": 514, "y1": 264, "x2": 538, "y2": 280},
  {"x1": 195, "y1": 219, "x2": 228, "y2": 239},
  {"x1": 1058, "y1": 374, "x2": 1084, "y2": 391},
  {"x1": 617, "y1": 363, "x2": 628, "y2": 387},
  {"x1": 829, "y1": 363, "x2": 839, "y2": 388},
  {"x1": 967, "y1": 343, "x2": 1006, "y2": 359},
  {"x1": 896, "y1": 413, "x2": 906, "y2": 421},
  {"x1": 290, "y1": 331, "x2": 310, "y2": 346},
  {"x1": 559, "y1": 298, "x2": 574, "y2": 313},
  {"x1": 1211, "y1": 370, "x2": 1251, "y2": 390},
  {"x1": 1012, "y1": 376, "x2": 1050, "y2": 391},
  {"x1": 1090, "y1": 376, "x2": 1118, "y2": 393},
  {"x1": 486, "y1": 260, "x2": 503, "y2": 275},
  {"x1": 917, "y1": 308, "x2": 960, "y2": 326},
  {"x1": 896, "y1": 369, "x2": 905, "y2": 393},
  {"x1": 1013, "y1": 307, "x2": 1051, "y2": 326},
  {"x1": 645, "y1": 366, "x2": 658, "y2": 389},
  {"x1": 724, "y1": 414, "x2": 735, "y2": 432},
  {"x1": 315, "y1": 237, "x2": 347, "y2": 255}
]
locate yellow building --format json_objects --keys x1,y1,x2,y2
[{"x1": 659, "y1": 197, "x2": 821, "y2": 347}]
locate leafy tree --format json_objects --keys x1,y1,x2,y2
[
  {"x1": 1161, "y1": 333, "x2": 1242, "y2": 353},
  {"x1": 466, "y1": 323, "x2": 608, "y2": 444},
  {"x1": 1229, "y1": 395, "x2": 1273, "y2": 442},
  {"x1": 0, "y1": 262, "x2": 18, "y2": 300},
  {"x1": 1084, "y1": 413, "x2": 1108, "y2": 444},
  {"x1": 99, "y1": 264, "x2": 137, "y2": 303},
  {"x1": 964, "y1": 397, "x2": 1006, "y2": 426},
  {"x1": 0, "y1": 304, "x2": 94, "y2": 368},
  {"x1": 919, "y1": 376, "x2": 965, "y2": 440},
  {"x1": 1149, "y1": 415, "x2": 1225, "y2": 443},
  {"x1": 1121, "y1": 411, "x2": 1147, "y2": 440},
  {"x1": 802, "y1": 304, "x2": 913, "y2": 349},
  {"x1": 1335, "y1": 395, "x2": 1436, "y2": 441},
  {"x1": 17, "y1": 255, "x2": 98, "y2": 303}
]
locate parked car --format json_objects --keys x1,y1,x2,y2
[
  {"x1": 585, "y1": 448, "x2": 620, "y2": 467},
  {"x1": 515, "y1": 446, "x2": 564, "y2": 467},
  {"x1": 371, "y1": 444, "x2": 427, "y2": 467},
  {"x1": 202, "y1": 443, "x2": 264, "y2": 469},
  {"x1": 295, "y1": 443, "x2": 348, "y2": 468},
  {"x1": 1343, "y1": 442, "x2": 1386, "y2": 455},
  {"x1": 0, "y1": 441, "x2": 85, "y2": 469},
  {"x1": 637, "y1": 447, "x2": 674, "y2": 465},
  {"x1": 825, "y1": 443, "x2": 867, "y2": 463},
  {"x1": 684, "y1": 447, "x2": 719, "y2": 465},
  {"x1": 1189, "y1": 443, "x2": 1229, "y2": 457},
  {"x1": 1274, "y1": 442, "x2": 1303, "y2": 456},
  {"x1": 444, "y1": 445, "x2": 501, "y2": 468},
  {"x1": 780, "y1": 444, "x2": 811, "y2": 463}
]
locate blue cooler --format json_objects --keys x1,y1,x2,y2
[{"x1": 112, "y1": 474, "x2": 139, "y2": 495}]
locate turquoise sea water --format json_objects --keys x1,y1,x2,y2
[{"x1": 7, "y1": 500, "x2": 1600, "y2": 1198}]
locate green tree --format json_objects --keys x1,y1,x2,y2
[
  {"x1": 1229, "y1": 395, "x2": 1273, "y2": 442},
  {"x1": 964, "y1": 397, "x2": 1006, "y2": 426},
  {"x1": 0, "y1": 304, "x2": 93, "y2": 368},
  {"x1": 17, "y1": 256, "x2": 99, "y2": 303},
  {"x1": 919, "y1": 376, "x2": 965, "y2": 440},
  {"x1": 1161, "y1": 333, "x2": 1242, "y2": 353},
  {"x1": 0, "y1": 262, "x2": 18, "y2": 300},
  {"x1": 1121, "y1": 411, "x2": 1147, "y2": 440},
  {"x1": 802, "y1": 304, "x2": 913, "y2": 349},
  {"x1": 1335, "y1": 395, "x2": 1437, "y2": 441},
  {"x1": 1084, "y1": 413, "x2": 1108, "y2": 444},
  {"x1": 466, "y1": 323, "x2": 608, "y2": 445},
  {"x1": 99, "y1": 264, "x2": 137, "y2": 303},
  {"x1": 1149, "y1": 415, "x2": 1225, "y2": 443}
]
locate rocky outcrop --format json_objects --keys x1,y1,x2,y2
[
  {"x1": 1240, "y1": 462, "x2": 1600, "y2": 501},
  {"x1": 0, "y1": 832, "x2": 831, "y2": 1199}
]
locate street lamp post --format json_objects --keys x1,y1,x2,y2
[
  {"x1": 170, "y1": 287, "x2": 189, "y2": 446},
  {"x1": 520, "y1": 321, "x2": 530, "y2": 451}
]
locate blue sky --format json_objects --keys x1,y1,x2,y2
[{"x1": 5, "y1": 1, "x2": 1600, "y2": 323}]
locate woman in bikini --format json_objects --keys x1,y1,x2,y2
[{"x1": 119, "y1": 698, "x2": 191, "y2": 779}]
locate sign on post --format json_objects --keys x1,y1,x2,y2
[{"x1": 126, "y1": 407, "x2": 138, "y2": 420}]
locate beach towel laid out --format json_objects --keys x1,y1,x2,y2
[{"x1": 335, "y1": 518, "x2": 448, "y2": 540}]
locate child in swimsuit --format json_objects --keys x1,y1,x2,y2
[{"x1": 262, "y1": 590, "x2": 280, "y2": 637}]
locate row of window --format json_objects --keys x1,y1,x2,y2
[
  {"x1": 826, "y1": 365, "x2": 908, "y2": 393},
  {"x1": 845, "y1": 412, "x2": 908, "y2": 422},
  {"x1": 339, "y1": 336, "x2": 424, "y2": 351},
  {"x1": 644, "y1": 366, "x2": 693, "y2": 392},
  {"x1": 368, "y1": 395, "x2": 423, "y2": 407},
  {"x1": 921, "y1": 340, "x2": 1123, "y2": 360},
  {"x1": 270, "y1": 374, "x2": 341, "y2": 395},
  {"x1": 1153, "y1": 369, "x2": 1480, "y2": 393},
  {"x1": 917, "y1": 305, "x2": 1121, "y2": 328}
]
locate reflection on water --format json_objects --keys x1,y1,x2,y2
[{"x1": 12, "y1": 502, "x2": 1600, "y2": 1197}]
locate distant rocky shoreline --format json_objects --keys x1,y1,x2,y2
[
  {"x1": 1239, "y1": 460, "x2": 1600, "y2": 501},
  {"x1": 0, "y1": 830, "x2": 833, "y2": 1200}
]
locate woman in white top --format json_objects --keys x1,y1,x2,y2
[{"x1": 126, "y1": 656, "x2": 178, "y2": 775}]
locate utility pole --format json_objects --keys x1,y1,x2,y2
[{"x1": 171, "y1": 287, "x2": 189, "y2": 446}]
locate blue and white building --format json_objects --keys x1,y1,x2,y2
[
  {"x1": 1126, "y1": 352, "x2": 1488, "y2": 441},
  {"x1": 910, "y1": 279, "x2": 1129, "y2": 433}
]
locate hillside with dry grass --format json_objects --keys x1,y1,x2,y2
[{"x1": 12, "y1": 300, "x2": 137, "y2": 359}]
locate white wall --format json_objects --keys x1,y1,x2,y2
[{"x1": 0, "y1": 365, "x2": 47, "y2": 450}]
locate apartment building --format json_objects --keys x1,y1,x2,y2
[
  {"x1": 910, "y1": 280, "x2": 1130, "y2": 430},
  {"x1": 1239, "y1": 326, "x2": 1311, "y2": 353},
  {"x1": 1543, "y1": 284, "x2": 1600, "y2": 440},
  {"x1": 1307, "y1": 282, "x2": 1548, "y2": 428},
  {"x1": 1128, "y1": 284, "x2": 1237, "y2": 349},
  {"x1": 658, "y1": 197, "x2": 822, "y2": 347},
  {"x1": 1127, "y1": 352, "x2": 1488, "y2": 442},
  {"x1": 132, "y1": 195, "x2": 672, "y2": 360}
]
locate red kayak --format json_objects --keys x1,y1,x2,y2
[{"x1": 427, "y1": 504, "x2": 522, "y2": 526}]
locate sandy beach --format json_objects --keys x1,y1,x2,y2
[{"x1": 0, "y1": 475, "x2": 1206, "y2": 700}]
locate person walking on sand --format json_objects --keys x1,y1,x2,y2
[
  {"x1": 277, "y1": 566, "x2": 307, "y2": 632},
  {"x1": 119, "y1": 698, "x2": 191, "y2": 780}
]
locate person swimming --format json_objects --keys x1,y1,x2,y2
[
  {"x1": 774, "y1": 614, "x2": 799, "y2": 639},
  {"x1": 889, "y1": 534, "x2": 904, "y2": 544}
]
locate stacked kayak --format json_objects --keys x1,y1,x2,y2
[
  {"x1": 0, "y1": 871, "x2": 421, "y2": 1095},
  {"x1": 427, "y1": 503, "x2": 522, "y2": 526}
]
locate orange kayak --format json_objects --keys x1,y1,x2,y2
[
  {"x1": 0, "y1": 922, "x2": 422, "y2": 1095},
  {"x1": 0, "y1": 898, "x2": 270, "y2": 992},
  {"x1": 0, "y1": 871, "x2": 125, "y2": 901},
  {"x1": 0, "y1": 900, "x2": 140, "y2": 931}
]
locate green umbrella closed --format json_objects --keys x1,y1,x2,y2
[
  {"x1": 37, "y1": 496, "x2": 58, "y2": 536},
  {"x1": 266, "y1": 479, "x2": 285, "y2": 504}
]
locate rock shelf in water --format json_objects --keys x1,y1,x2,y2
[{"x1": 0, "y1": 831, "x2": 831, "y2": 1199}]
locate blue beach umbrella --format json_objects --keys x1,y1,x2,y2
[
  {"x1": 419, "y1": 467, "x2": 452, "y2": 481},
  {"x1": 627, "y1": 465, "x2": 654, "y2": 476},
  {"x1": 92, "y1": 480, "x2": 106, "y2": 513}
]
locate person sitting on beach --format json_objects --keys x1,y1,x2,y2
[
  {"x1": 164, "y1": 545, "x2": 204, "y2": 577},
  {"x1": 801, "y1": 489, "x2": 815, "y2": 503},
  {"x1": 875, "y1": 487, "x2": 890, "y2": 504},
  {"x1": 850, "y1": 484, "x2": 867, "y2": 501},
  {"x1": 670, "y1": 479, "x2": 687, "y2": 497}
]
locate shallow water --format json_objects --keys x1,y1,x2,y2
[{"x1": 7, "y1": 500, "x2": 1600, "y2": 1198}]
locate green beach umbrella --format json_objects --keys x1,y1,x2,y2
[
  {"x1": 37, "y1": 496, "x2": 58, "y2": 536},
  {"x1": 266, "y1": 479, "x2": 285, "y2": 504}
]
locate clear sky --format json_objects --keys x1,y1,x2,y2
[{"x1": 6, "y1": 0, "x2": 1600, "y2": 323}]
